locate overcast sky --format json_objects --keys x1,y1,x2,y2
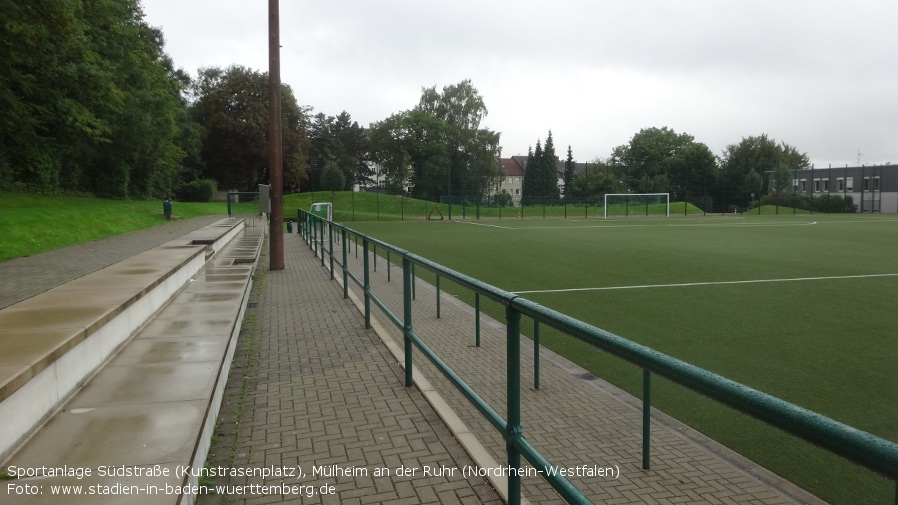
[{"x1": 141, "y1": 0, "x2": 897, "y2": 167}]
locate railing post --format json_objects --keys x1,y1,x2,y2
[
  {"x1": 533, "y1": 319, "x2": 540, "y2": 390},
  {"x1": 341, "y1": 228, "x2": 348, "y2": 299},
  {"x1": 328, "y1": 221, "x2": 334, "y2": 280},
  {"x1": 319, "y1": 220, "x2": 325, "y2": 266},
  {"x1": 475, "y1": 293, "x2": 481, "y2": 347},
  {"x1": 506, "y1": 304, "x2": 522, "y2": 505},
  {"x1": 403, "y1": 256, "x2": 414, "y2": 387},
  {"x1": 411, "y1": 263, "x2": 416, "y2": 300},
  {"x1": 643, "y1": 368, "x2": 651, "y2": 470},
  {"x1": 310, "y1": 216, "x2": 316, "y2": 253},
  {"x1": 436, "y1": 275, "x2": 441, "y2": 318},
  {"x1": 363, "y1": 239, "x2": 371, "y2": 329},
  {"x1": 387, "y1": 250, "x2": 391, "y2": 282},
  {"x1": 373, "y1": 243, "x2": 377, "y2": 272},
  {"x1": 308, "y1": 215, "x2": 314, "y2": 251}
]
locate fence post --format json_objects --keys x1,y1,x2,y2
[
  {"x1": 533, "y1": 320, "x2": 540, "y2": 390},
  {"x1": 403, "y1": 256, "x2": 414, "y2": 387},
  {"x1": 312, "y1": 217, "x2": 318, "y2": 254},
  {"x1": 363, "y1": 239, "x2": 371, "y2": 329},
  {"x1": 643, "y1": 369, "x2": 652, "y2": 470},
  {"x1": 475, "y1": 293, "x2": 481, "y2": 347},
  {"x1": 506, "y1": 304, "x2": 522, "y2": 505},
  {"x1": 319, "y1": 220, "x2": 325, "y2": 267},
  {"x1": 328, "y1": 221, "x2": 334, "y2": 280},
  {"x1": 341, "y1": 228, "x2": 348, "y2": 299}
]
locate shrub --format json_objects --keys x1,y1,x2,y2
[
  {"x1": 176, "y1": 178, "x2": 217, "y2": 202},
  {"x1": 760, "y1": 192, "x2": 856, "y2": 213}
]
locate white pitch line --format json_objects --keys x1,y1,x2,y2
[
  {"x1": 491, "y1": 221, "x2": 820, "y2": 230},
  {"x1": 512, "y1": 273, "x2": 898, "y2": 294},
  {"x1": 455, "y1": 221, "x2": 514, "y2": 229}
]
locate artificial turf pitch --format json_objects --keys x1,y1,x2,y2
[{"x1": 348, "y1": 213, "x2": 898, "y2": 505}]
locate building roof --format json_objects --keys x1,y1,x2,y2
[{"x1": 499, "y1": 158, "x2": 524, "y2": 176}]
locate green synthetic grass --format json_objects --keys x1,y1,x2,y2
[
  {"x1": 0, "y1": 192, "x2": 226, "y2": 261},
  {"x1": 347, "y1": 214, "x2": 898, "y2": 505}
]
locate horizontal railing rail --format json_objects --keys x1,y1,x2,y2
[{"x1": 298, "y1": 209, "x2": 898, "y2": 505}]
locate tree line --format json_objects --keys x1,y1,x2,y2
[
  {"x1": 523, "y1": 127, "x2": 813, "y2": 213},
  {"x1": 1, "y1": 1, "x2": 820, "y2": 214}
]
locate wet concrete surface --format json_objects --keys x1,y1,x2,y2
[{"x1": 1, "y1": 223, "x2": 261, "y2": 504}]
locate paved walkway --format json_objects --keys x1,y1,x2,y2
[{"x1": 200, "y1": 234, "x2": 503, "y2": 505}]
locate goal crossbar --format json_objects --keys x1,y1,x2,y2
[{"x1": 603, "y1": 193, "x2": 670, "y2": 219}]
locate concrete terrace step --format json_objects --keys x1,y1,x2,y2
[{"x1": 0, "y1": 219, "x2": 260, "y2": 504}]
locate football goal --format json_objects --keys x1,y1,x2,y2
[{"x1": 604, "y1": 193, "x2": 670, "y2": 218}]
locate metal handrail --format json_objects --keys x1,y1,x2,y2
[{"x1": 298, "y1": 209, "x2": 898, "y2": 504}]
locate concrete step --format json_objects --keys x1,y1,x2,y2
[{"x1": 0, "y1": 219, "x2": 261, "y2": 504}]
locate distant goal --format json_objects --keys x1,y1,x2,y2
[{"x1": 604, "y1": 193, "x2": 670, "y2": 219}]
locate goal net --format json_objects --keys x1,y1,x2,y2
[{"x1": 603, "y1": 193, "x2": 670, "y2": 218}]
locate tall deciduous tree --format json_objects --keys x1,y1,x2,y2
[
  {"x1": 308, "y1": 111, "x2": 370, "y2": 192},
  {"x1": 416, "y1": 80, "x2": 501, "y2": 201},
  {"x1": 0, "y1": 0, "x2": 190, "y2": 197},
  {"x1": 718, "y1": 134, "x2": 809, "y2": 208},
  {"x1": 610, "y1": 127, "x2": 716, "y2": 201},
  {"x1": 370, "y1": 80, "x2": 500, "y2": 201},
  {"x1": 190, "y1": 65, "x2": 308, "y2": 191}
]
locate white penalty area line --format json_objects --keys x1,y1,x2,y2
[{"x1": 512, "y1": 272, "x2": 898, "y2": 294}]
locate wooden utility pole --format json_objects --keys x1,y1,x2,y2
[{"x1": 268, "y1": 0, "x2": 284, "y2": 270}]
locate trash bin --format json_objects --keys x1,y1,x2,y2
[
  {"x1": 163, "y1": 199, "x2": 172, "y2": 220},
  {"x1": 286, "y1": 221, "x2": 293, "y2": 233}
]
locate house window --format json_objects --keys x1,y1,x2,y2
[
  {"x1": 837, "y1": 178, "x2": 844, "y2": 191},
  {"x1": 507, "y1": 177, "x2": 512, "y2": 183},
  {"x1": 814, "y1": 179, "x2": 820, "y2": 192},
  {"x1": 863, "y1": 178, "x2": 870, "y2": 191},
  {"x1": 823, "y1": 180, "x2": 829, "y2": 192},
  {"x1": 516, "y1": 177, "x2": 521, "y2": 183},
  {"x1": 846, "y1": 177, "x2": 853, "y2": 191},
  {"x1": 515, "y1": 189, "x2": 521, "y2": 195},
  {"x1": 799, "y1": 180, "x2": 807, "y2": 191},
  {"x1": 874, "y1": 177, "x2": 881, "y2": 191}
]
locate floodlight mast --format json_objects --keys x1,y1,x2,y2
[{"x1": 268, "y1": 0, "x2": 284, "y2": 270}]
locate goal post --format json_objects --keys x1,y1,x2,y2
[{"x1": 603, "y1": 193, "x2": 670, "y2": 219}]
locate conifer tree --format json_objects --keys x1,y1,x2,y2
[
  {"x1": 564, "y1": 145, "x2": 575, "y2": 199},
  {"x1": 543, "y1": 131, "x2": 559, "y2": 202}
]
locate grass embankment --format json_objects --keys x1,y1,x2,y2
[
  {"x1": 0, "y1": 193, "x2": 225, "y2": 261},
  {"x1": 0, "y1": 190, "x2": 741, "y2": 261}
]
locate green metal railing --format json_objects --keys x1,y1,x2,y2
[{"x1": 298, "y1": 209, "x2": 898, "y2": 505}]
